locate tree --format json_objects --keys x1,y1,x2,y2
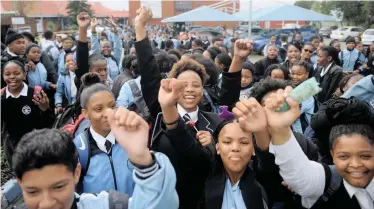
[
  {"x1": 66, "y1": 0, "x2": 93, "y2": 25},
  {"x1": 311, "y1": 1, "x2": 333, "y2": 15},
  {"x1": 331, "y1": 1, "x2": 366, "y2": 26},
  {"x1": 294, "y1": 1, "x2": 314, "y2": 10}
]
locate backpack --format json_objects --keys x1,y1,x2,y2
[
  {"x1": 52, "y1": 104, "x2": 78, "y2": 129},
  {"x1": 202, "y1": 87, "x2": 221, "y2": 114},
  {"x1": 45, "y1": 45, "x2": 55, "y2": 61},
  {"x1": 316, "y1": 165, "x2": 342, "y2": 204},
  {"x1": 127, "y1": 80, "x2": 151, "y2": 121},
  {"x1": 73, "y1": 129, "x2": 91, "y2": 175}
]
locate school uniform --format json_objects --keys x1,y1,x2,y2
[
  {"x1": 56, "y1": 49, "x2": 77, "y2": 75},
  {"x1": 269, "y1": 133, "x2": 374, "y2": 209},
  {"x1": 254, "y1": 57, "x2": 281, "y2": 81},
  {"x1": 339, "y1": 49, "x2": 366, "y2": 72},
  {"x1": 55, "y1": 70, "x2": 78, "y2": 106},
  {"x1": 1, "y1": 83, "x2": 54, "y2": 166},
  {"x1": 314, "y1": 62, "x2": 343, "y2": 103},
  {"x1": 27, "y1": 62, "x2": 52, "y2": 90}
]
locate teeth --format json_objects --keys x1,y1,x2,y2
[
  {"x1": 351, "y1": 172, "x2": 364, "y2": 177},
  {"x1": 184, "y1": 96, "x2": 195, "y2": 99}
]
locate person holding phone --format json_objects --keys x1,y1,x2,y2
[{"x1": 1, "y1": 59, "x2": 55, "y2": 167}]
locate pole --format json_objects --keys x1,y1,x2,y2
[
  {"x1": 247, "y1": 0, "x2": 252, "y2": 39},
  {"x1": 40, "y1": 1, "x2": 44, "y2": 33},
  {"x1": 12, "y1": 0, "x2": 16, "y2": 17}
]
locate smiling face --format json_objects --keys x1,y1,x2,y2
[
  {"x1": 291, "y1": 65, "x2": 309, "y2": 86},
  {"x1": 101, "y1": 41, "x2": 112, "y2": 56},
  {"x1": 217, "y1": 122, "x2": 253, "y2": 174},
  {"x1": 176, "y1": 70, "x2": 203, "y2": 112},
  {"x1": 65, "y1": 54, "x2": 76, "y2": 72},
  {"x1": 241, "y1": 69, "x2": 253, "y2": 88},
  {"x1": 82, "y1": 91, "x2": 116, "y2": 136},
  {"x1": 18, "y1": 164, "x2": 80, "y2": 209},
  {"x1": 3, "y1": 63, "x2": 26, "y2": 93},
  {"x1": 287, "y1": 45, "x2": 301, "y2": 65},
  {"x1": 331, "y1": 134, "x2": 374, "y2": 188}
]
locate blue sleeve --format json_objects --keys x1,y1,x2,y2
[
  {"x1": 91, "y1": 33, "x2": 101, "y2": 54},
  {"x1": 116, "y1": 82, "x2": 134, "y2": 108},
  {"x1": 54, "y1": 76, "x2": 64, "y2": 106},
  {"x1": 129, "y1": 153, "x2": 179, "y2": 209},
  {"x1": 40, "y1": 64, "x2": 51, "y2": 90},
  {"x1": 113, "y1": 32, "x2": 122, "y2": 67}
]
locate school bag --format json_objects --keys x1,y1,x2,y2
[
  {"x1": 52, "y1": 104, "x2": 78, "y2": 129},
  {"x1": 73, "y1": 129, "x2": 91, "y2": 175},
  {"x1": 127, "y1": 79, "x2": 151, "y2": 122},
  {"x1": 315, "y1": 165, "x2": 342, "y2": 204},
  {"x1": 201, "y1": 86, "x2": 222, "y2": 114},
  {"x1": 44, "y1": 45, "x2": 56, "y2": 61}
]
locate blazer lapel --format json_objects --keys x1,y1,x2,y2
[
  {"x1": 240, "y1": 167, "x2": 266, "y2": 209},
  {"x1": 205, "y1": 167, "x2": 226, "y2": 209},
  {"x1": 197, "y1": 112, "x2": 214, "y2": 133}
]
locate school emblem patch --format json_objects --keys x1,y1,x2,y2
[{"x1": 22, "y1": 105, "x2": 31, "y2": 115}]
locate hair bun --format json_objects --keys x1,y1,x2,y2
[{"x1": 81, "y1": 72, "x2": 101, "y2": 87}]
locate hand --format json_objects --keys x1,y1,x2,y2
[
  {"x1": 91, "y1": 17, "x2": 98, "y2": 28},
  {"x1": 196, "y1": 131, "x2": 213, "y2": 147},
  {"x1": 135, "y1": 7, "x2": 153, "y2": 27},
  {"x1": 33, "y1": 90, "x2": 50, "y2": 111},
  {"x1": 49, "y1": 83, "x2": 56, "y2": 89},
  {"x1": 353, "y1": 69, "x2": 360, "y2": 74},
  {"x1": 77, "y1": 12, "x2": 91, "y2": 28},
  {"x1": 362, "y1": 63, "x2": 368, "y2": 69},
  {"x1": 27, "y1": 60, "x2": 36, "y2": 71},
  {"x1": 233, "y1": 39, "x2": 253, "y2": 60},
  {"x1": 106, "y1": 15, "x2": 117, "y2": 28},
  {"x1": 105, "y1": 107, "x2": 152, "y2": 166},
  {"x1": 158, "y1": 78, "x2": 185, "y2": 109},
  {"x1": 55, "y1": 106, "x2": 63, "y2": 114},
  {"x1": 264, "y1": 87, "x2": 300, "y2": 144},
  {"x1": 233, "y1": 98, "x2": 267, "y2": 133},
  {"x1": 282, "y1": 181, "x2": 295, "y2": 194}
]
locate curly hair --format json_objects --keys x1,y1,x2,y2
[
  {"x1": 169, "y1": 59, "x2": 207, "y2": 85},
  {"x1": 264, "y1": 64, "x2": 290, "y2": 80},
  {"x1": 156, "y1": 51, "x2": 177, "y2": 73},
  {"x1": 250, "y1": 77, "x2": 293, "y2": 103}
]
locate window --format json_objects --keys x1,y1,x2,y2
[{"x1": 175, "y1": 1, "x2": 193, "y2": 13}]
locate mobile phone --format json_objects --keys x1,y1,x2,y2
[{"x1": 33, "y1": 86, "x2": 43, "y2": 100}]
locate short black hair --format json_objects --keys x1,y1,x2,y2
[
  {"x1": 81, "y1": 83, "x2": 113, "y2": 109},
  {"x1": 12, "y1": 129, "x2": 78, "y2": 180},
  {"x1": 319, "y1": 46, "x2": 339, "y2": 64},
  {"x1": 242, "y1": 62, "x2": 255, "y2": 76},
  {"x1": 21, "y1": 31, "x2": 36, "y2": 43},
  {"x1": 88, "y1": 53, "x2": 107, "y2": 70},
  {"x1": 193, "y1": 39, "x2": 203, "y2": 47},
  {"x1": 213, "y1": 119, "x2": 238, "y2": 143},
  {"x1": 3, "y1": 59, "x2": 26, "y2": 73},
  {"x1": 156, "y1": 51, "x2": 177, "y2": 73},
  {"x1": 280, "y1": 35, "x2": 288, "y2": 42},
  {"x1": 206, "y1": 46, "x2": 221, "y2": 61},
  {"x1": 309, "y1": 35, "x2": 320, "y2": 42},
  {"x1": 168, "y1": 49, "x2": 182, "y2": 60},
  {"x1": 250, "y1": 77, "x2": 292, "y2": 103},
  {"x1": 303, "y1": 42, "x2": 316, "y2": 51},
  {"x1": 292, "y1": 61, "x2": 309, "y2": 73},
  {"x1": 165, "y1": 39, "x2": 174, "y2": 49},
  {"x1": 215, "y1": 53, "x2": 232, "y2": 68},
  {"x1": 194, "y1": 56, "x2": 219, "y2": 86},
  {"x1": 287, "y1": 41, "x2": 302, "y2": 52},
  {"x1": 264, "y1": 64, "x2": 290, "y2": 80},
  {"x1": 330, "y1": 124, "x2": 374, "y2": 149},
  {"x1": 122, "y1": 54, "x2": 137, "y2": 70},
  {"x1": 44, "y1": 29, "x2": 54, "y2": 40}
]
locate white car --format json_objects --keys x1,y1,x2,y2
[
  {"x1": 330, "y1": 26, "x2": 364, "y2": 41},
  {"x1": 362, "y1": 29, "x2": 374, "y2": 46}
]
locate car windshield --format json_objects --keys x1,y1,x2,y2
[
  {"x1": 364, "y1": 30, "x2": 374, "y2": 35},
  {"x1": 338, "y1": 28, "x2": 348, "y2": 31}
]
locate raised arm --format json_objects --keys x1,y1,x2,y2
[
  {"x1": 107, "y1": 16, "x2": 122, "y2": 65},
  {"x1": 90, "y1": 18, "x2": 100, "y2": 54},
  {"x1": 75, "y1": 12, "x2": 90, "y2": 88},
  {"x1": 134, "y1": 7, "x2": 162, "y2": 119}
]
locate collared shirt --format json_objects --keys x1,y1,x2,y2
[
  {"x1": 69, "y1": 71, "x2": 77, "y2": 101},
  {"x1": 177, "y1": 104, "x2": 198, "y2": 122},
  {"x1": 5, "y1": 82, "x2": 28, "y2": 98},
  {"x1": 222, "y1": 178, "x2": 246, "y2": 209},
  {"x1": 344, "y1": 179, "x2": 374, "y2": 209},
  {"x1": 42, "y1": 39, "x2": 60, "y2": 60},
  {"x1": 6, "y1": 47, "x2": 18, "y2": 57},
  {"x1": 320, "y1": 63, "x2": 333, "y2": 77},
  {"x1": 90, "y1": 127, "x2": 115, "y2": 154}
]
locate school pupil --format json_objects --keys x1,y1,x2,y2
[
  {"x1": 88, "y1": 53, "x2": 113, "y2": 88},
  {"x1": 239, "y1": 62, "x2": 255, "y2": 100},
  {"x1": 1, "y1": 60, "x2": 54, "y2": 167},
  {"x1": 254, "y1": 44, "x2": 281, "y2": 81},
  {"x1": 25, "y1": 44, "x2": 55, "y2": 90},
  {"x1": 56, "y1": 36, "x2": 76, "y2": 75},
  {"x1": 265, "y1": 92, "x2": 374, "y2": 209},
  {"x1": 264, "y1": 64, "x2": 290, "y2": 81},
  {"x1": 12, "y1": 109, "x2": 179, "y2": 209}
]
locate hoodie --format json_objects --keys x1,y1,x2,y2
[{"x1": 342, "y1": 74, "x2": 374, "y2": 108}]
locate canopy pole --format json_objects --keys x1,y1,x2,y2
[{"x1": 247, "y1": 0, "x2": 252, "y2": 39}]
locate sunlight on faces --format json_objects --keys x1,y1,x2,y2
[
  {"x1": 27, "y1": 47, "x2": 41, "y2": 62},
  {"x1": 82, "y1": 91, "x2": 116, "y2": 136},
  {"x1": 287, "y1": 45, "x2": 301, "y2": 65},
  {"x1": 176, "y1": 71, "x2": 203, "y2": 112},
  {"x1": 291, "y1": 65, "x2": 309, "y2": 86},
  {"x1": 18, "y1": 164, "x2": 81, "y2": 209},
  {"x1": 3, "y1": 63, "x2": 26, "y2": 92},
  {"x1": 270, "y1": 69, "x2": 285, "y2": 81},
  {"x1": 101, "y1": 41, "x2": 112, "y2": 56},
  {"x1": 241, "y1": 69, "x2": 253, "y2": 88},
  {"x1": 330, "y1": 135, "x2": 374, "y2": 188},
  {"x1": 267, "y1": 45, "x2": 279, "y2": 60},
  {"x1": 216, "y1": 122, "x2": 254, "y2": 173},
  {"x1": 90, "y1": 60, "x2": 108, "y2": 81},
  {"x1": 9, "y1": 38, "x2": 26, "y2": 55}
]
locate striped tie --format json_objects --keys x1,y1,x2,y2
[
  {"x1": 183, "y1": 113, "x2": 191, "y2": 122},
  {"x1": 105, "y1": 140, "x2": 112, "y2": 153}
]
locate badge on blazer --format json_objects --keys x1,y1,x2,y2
[{"x1": 22, "y1": 105, "x2": 31, "y2": 115}]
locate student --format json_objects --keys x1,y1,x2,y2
[
  {"x1": 290, "y1": 61, "x2": 315, "y2": 134},
  {"x1": 330, "y1": 39, "x2": 341, "y2": 53},
  {"x1": 265, "y1": 93, "x2": 374, "y2": 209},
  {"x1": 13, "y1": 109, "x2": 179, "y2": 209},
  {"x1": 41, "y1": 29, "x2": 59, "y2": 61},
  {"x1": 133, "y1": 8, "x2": 221, "y2": 208},
  {"x1": 91, "y1": 16, "x2": 122, "y2": 80},
  {"x1": 301, "y1": 43, "x2": 316, "y2": 67},
  {"x1": 279, "y1": 35, "x2": 288, "y2": 62},
  {"x1": 239, "y1": 62, "x2": 255, "y2": 100},
  {"x1": 315, "y1": 46, "x2": 343, "y2": 103},
  {"x1": 25, "y1": 44, "x2": 55, "y2": 90},
  {"x1": 339, "y1": 37, "x2": 366, "y2": 73},
  {"x1": 333, "y1": 73, "x2": 364, "y2": 98},
  {"x1": 342, "y1": 74, "x2": 374, "y2": 107},
  {"x1": 1, "y1": 60, "x2": 54, "y2": 167},
  {"x1": 356, "y1": 42, "x2": 365, "y2": 54},
  {"x1": 282, "y1": 41, "x2": 302, "y2": 72},
  {"x1": 112, "y1": 55, "x2": 136, "y2": 99},
  {"x1": 264, "y1": 64, "x2": 290, "y2": 81},
  {"x1": 215, "y1": 53, "x2": 232, "y2": 88},
  {"x1": 203, "y1": 46, "x2": 221, "y2": 61},
  {"x1": 263, "y1": 35, "x2": 278, "y2": 57},
  {"x1": 56, "y1": 36, "x2": 76, "y2": 75},
  {"x1": 255, "y1": 44, "x2": 281, "y2": 81},
  {"x1": 309, "y1": 35, "x2": 321, "y2": 65}
]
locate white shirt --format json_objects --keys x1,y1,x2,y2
[
  {"x1": 69, "y1": 71, "x2": 77, "y2": 99},
  {"x1": 320, "y1": 63, "x2": 333, "y2": 77},
  {"x1": 5, "y1": 82, "x2": 28, "y2": 98},
  {"x1": 90, "y1": 127, "x2": 116, "y2": 154},
  {"x1": 344, "y1": 179, "x2": 374, "y2": 209},
  {"x1": 269, "y1": 133, "x2": 374, "y2": 208},
  {"x1": 6, "y1": 47, "x2": 18, "y2": 57},
  {"x1": 177, "y1": 104, "x2": 199, "y2": 122},
  {"x1": 42, "y1": 39, "x2": 60, "y2": 60}
]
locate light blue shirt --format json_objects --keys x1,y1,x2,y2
[
  {"x1": 27, "y1": 62, "x2": 51, "y2": 90},
  {"x1": 222, "y1": 178, "x2": 247, "y2": 209},
  {"x1": 292, "y1": 96, "x2": 315, "y2": 134},
  {"x1": 339, "y1": 49, "x2": 366, "y2": 72},
  {"x1": 117, "y1": 76, "x2": 141, "y2": 108}
]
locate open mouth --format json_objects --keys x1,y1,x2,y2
[
  {"x1": 183, "y1": 95, "x2": 196, "y2": 103},
  {"x1": 347, "y1": 170, "x2": 369, "y2": 178},
  {"x1": 230, "y1": 156, "x2": 242, "y2": 161}
]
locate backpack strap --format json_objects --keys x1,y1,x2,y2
[
  {"x1": 203, "y1": 89, "x2": 221, "y2": 113},
  {"x1": 45, "y1": 45, "x2": 54, "y2": 54},
  {"x1": 73, "y1": 129, "x2": 91, "y2": 175},
  {"x1": 320, "y1": 164, "x2": 342, "y2": 202},
  {"x1": 1, "y1": 85, "x2": 40, "y2": 97},
  {"x1": 110, "y1": 54, "x2": 118, "y2": 66},
  {"x1": 108, "y1": 190, "x2": 129, "y2": 209},
  {"x1": 128, "y1": 80, "x2": 150, "y2": 119}
]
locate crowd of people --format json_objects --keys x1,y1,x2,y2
[{"x1": 1, "y1": 6, "x2": 374, "y2": 209}]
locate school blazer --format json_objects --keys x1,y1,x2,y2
[{"x1": 314, "y1": 63, "x2": 343, "y2": 103}]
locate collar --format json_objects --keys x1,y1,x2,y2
[
  {"x1": 6, "y1": 48, "x2": 18, "y2": 57},
  {"x1": 6, "y1": 82, "x2": 28, "y2": 98},
  {"x1": 69, "y1": 70, "x2": 75, "y2": 78},
  {"x1": 320, "y1": 62, "x2": 334, "y2": 76},
  {"x1": 344, "y1": 178, "x2": 374, "y2": 201},
  {"x1": 177, "y1": 104, "x2": 199, "y2": 122},
  {"x1": 89, "y1": 127, "x2": 115, "y2": 154}
]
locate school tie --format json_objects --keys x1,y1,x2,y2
[
  {"x1": 104, "y1": 140, "x2": 112, "y2": 153},
  {"x1": 354, "y1": 189, "x2": 373, "y2": 209},
  {"x1": 183, "y1": 113, "x2": 191, "y2": 122}
]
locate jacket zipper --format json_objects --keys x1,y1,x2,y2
[{"x1": 108, "y1": 151, "x2": 118, "y2": 190}]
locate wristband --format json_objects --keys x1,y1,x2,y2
[{"x1": 163, "y1": 117, "x2": 179, "y2": 125}]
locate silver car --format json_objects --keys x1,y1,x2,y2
[{"x1": 319, "y1": 27, "x2": 332, "y2": 37}]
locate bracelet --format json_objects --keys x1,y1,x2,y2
[{"x1": 163, "y1": 117, "x2": 179, "y2": 125}]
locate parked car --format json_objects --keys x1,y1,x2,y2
[
  {"x1": 330, "y1": 26, "x2": 365, "y2": 41},
  {"x1": 282, "y1": 23, "x2": 300, "y2": 29},
  {"x1": 362, "y1": 29, "x2": 374, "y2": 46},
  {"x1": 319, "y1": 26, "x2": 333, "y2": 37}
]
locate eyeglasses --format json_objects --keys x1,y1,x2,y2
[{"x1": 303, "y1": 49, "x2": 314, "y2": 53}]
